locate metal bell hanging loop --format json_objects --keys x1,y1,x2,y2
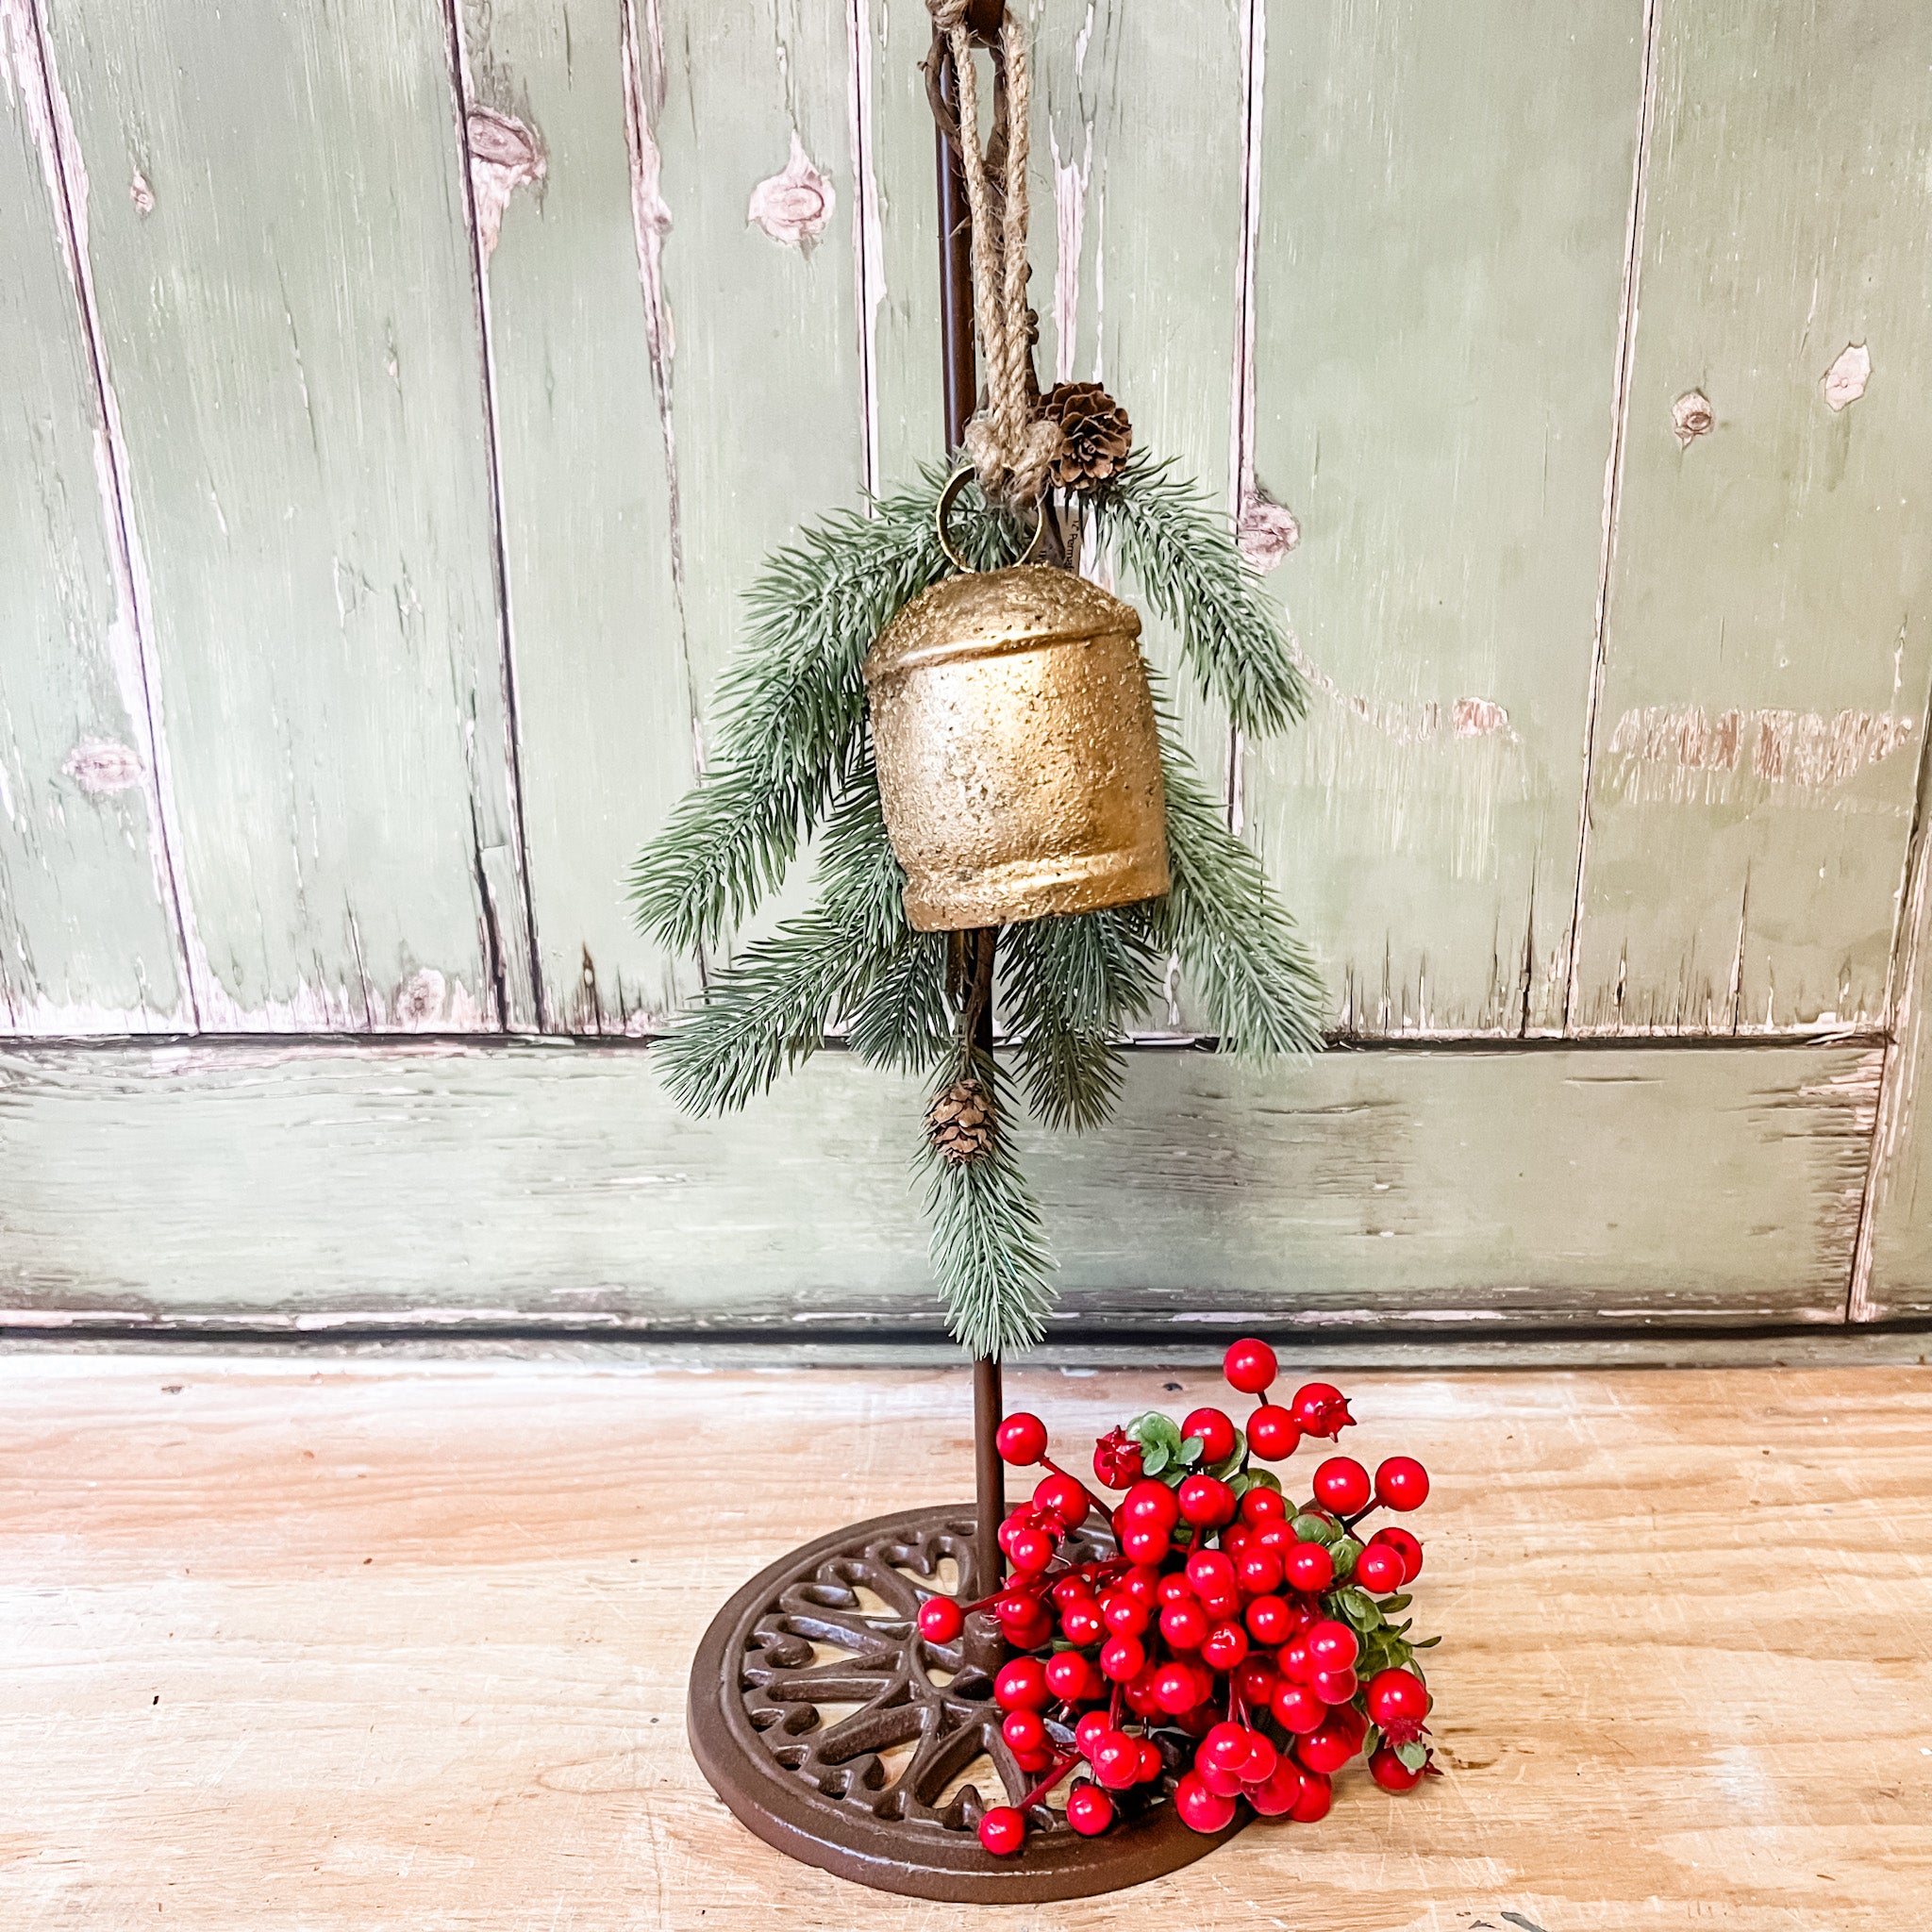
[{"x1": 862, "y1": 471, "x2": 1170, "y2": 933}]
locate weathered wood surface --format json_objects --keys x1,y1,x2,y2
[
  {"x1": 1, "y1": 1356, "x2": 1925, "y2": 1928},
  {"x1": 33, "y1": 0, "x2": 534, "y2": 1030},
  {"x1": 1241, "y1": 0, "x2": 1646, "y2": 1037},
  {"x1": 0, "y1": 1, "x2": 188, "y2": 1031},
  {"x1": 0, "y1": 1037, "x2": 1878, "y2": 1330},
  {"x1": 458, "y1": 1, "x2": 871, "y2": 1031},
  {"x1": 1570, "y1": 0, "x2": 1932, "y2": 1036}
]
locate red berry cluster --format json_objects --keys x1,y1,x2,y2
[{"x1": 917, "y1": 1341, "x2": 1441, "y2": 1857}]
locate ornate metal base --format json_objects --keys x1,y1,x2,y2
[{"x1": 688, "y1": 1502, "x2": 1244, "y2": 1903}]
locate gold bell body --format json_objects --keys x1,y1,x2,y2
[{"x1": 862, "y1": 562, "x2": 1170, "y2": 932}]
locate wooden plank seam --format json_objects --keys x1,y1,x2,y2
[{"x1": 1561, "y1": 0, "x2": 1661, "y2": 1039}]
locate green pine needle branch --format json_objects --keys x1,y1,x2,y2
[{"x1": 1097, "y1": 449, "x2": 1310, "y2": 739}]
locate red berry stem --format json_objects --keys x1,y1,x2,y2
[
  {"x1": 1342, "y1": 1504, "x2": 1381, "y2": 1532},
  {"x1": 1016, "y1": 1750, "x2": 1079, "y2": 1812}
]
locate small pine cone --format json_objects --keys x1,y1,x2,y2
[
  {"x1": 926, "y1": 1078, "x2": 997, "y2": 1166},
  {"x1": 1038, "y1": 380, "x2": 1132, "y2": 495}
]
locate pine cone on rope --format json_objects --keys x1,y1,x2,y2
[
  {"x1": 1039, "y1": 380, "x2": 1132, "y2": 495},
  {"x1": 927, "y1": 1078, "x2": 997, "y2": 1166}
]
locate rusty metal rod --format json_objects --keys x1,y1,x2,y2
[{"x1": 934, "y1": 7, "x2": 1007, "y2": 1605}]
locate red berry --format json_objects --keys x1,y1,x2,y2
[
  {"x1": 1202, "y1": 1721, "x2": 1251, "y2": 1772},
  {"x1": 1371, "y1": 1525, "x2": 1424, "y2": 1582},
  {"x1": 1241, "y1": 1732, "x2": 1278, "y2": 1785},
  {"x1": 1239, "y1": 1484, "x2": 1289, "y2": 1525},
  {"x1": 1281, "y1": 1638, "x2": 1312, "y2": 1683},
  {"x1": 1124, "y1": 1669, "x2": 1161, "y2": 1718},
  {"x1": 1002, "y1": 1708, "x2": 1045, "y2": 1755},
  {"x1": 1201, "y1": 1621, "x2": 1249, "y2": 1672},
  {"x1": 1157, "y1": 1572, "x2": 1195, "y2": 1607},
  {"x1": 1236, "y1": 1546, "x2": 1284, "y2": 1596},
  {"x1": 1288, "y1": 1382, "x2": 1355, "y2": 1441},
  {"x1": 1122, "y1": 1563, "x2": 1162, "y2": 1606},
  {"x1": 1243, "y1": 1593, "x2": 1294, "y2": 1646},
  {"x1": 995, "y1": 1413, "x2": 1048, "y2": 1466},
  {"x1": 1122, "y1": 1478, "x2": 1180, "y2": 1531},
  {"x1": 1256, "y1": 1521, "x2": 1294, "y2": 1557},
  {"x1": 1296, "y1": 1719, "x2": 1357, "y2": 1775},
  {"x1": 1092, "y1": 1730, "x2": 1141, "y2": 1790},
  {"x1": 1050, "y1": 1574, "x2": 1093, "y2": 1609},
  {"x1": 1365, "y1": 1668, "x2": 1431, "y2": 1729},
  {"x1": 1182, "y1": 1407, "x2": 1238, "y2": 1464},
  {"x1": 1185, "y1": 1549, "x2": 1237, "y2": 1598},
  {"x1": 1177, "y1": 1474, "x2": 1236, "y2": 1527},
  {"x1": 1370, "y1": 1744, "x2": 1425, "y2": 1792},
  {"x1": 1174, "y1": 1771, "x2": 1238, "y2": 1833},
  {"x1": 1248, "y1": 1756, "x2": 1303, "y2": 1816},
  {"x1": 1012, "y1": 1742, "x2": 1054, "y2": 1774},
  {"x1": 1007, "y1": 1525, "x2": 1055, "y2": 1574},
  {"x1": 1074, "y1": 1707, "x2": 1112, "y2": 1756},
  {"x1": 1234, "y1": 1654, "x2": 1279, "y2": 1705},
  {"x1": 1332, "y1": 1702, "x2": 1369, "y2": 1749},
  {"x1": 1045, "y1": 1651, "x2": 1096, "y2": 1703},
  {"x1": 1034, "y1": 1472, "x2": 1091, "y2": 1524},
  {"x1": 978, "y1": 1806, "x2": 1026, "y2": 1856},
  {"x1": 1065, "y1": 1779, "x2": 1114, "y2": 1835},
  {"x1": 1223, "y1": 1337, "x2": 1277, "y2": 1395},
  {"x1": 1136, "y1": 1738, "x2": 1162, "y2": 1783},
  {"x1": 1120, "y1": 1523, "x2": 1169, "y2": 1564},
  {"x1": 1198, "y1": 1756, "x2": 1245, "y2": 1798},
  {"x1": 1222, "y1": 1524, "x2": 1254, "y2": 1558},
  {"x1": 1059, "y1": 1598, "x2": 1105, "y2": 1646},
  {"x1": 1160, "y1": 1597, "x2": 1208, "y2": 1651},
  {"x1": 1310, "y1": 1666, "x2": 1358, "y2": 1706},
  {"x1": 917, "y1": 1596, "x2": 963, "y2": 1642},
  {"x1": 1285, "y1": 1541, "x2": 1334, "y2": 1592},
  {"x1": 1270, "y1": 1681, "x2": 1324, "y2": 1734},
  {"x1": 1091, "y1": 1426, "x2": 1144, "y2": 1491},
  {"x1": 1247, "y1": 1404, "x2": 1301, "y2": 1461},
  {"x1": 1312, "y1": 1456, "x2": 1372, "y2": 1515},
  {"x1": 1153, "y1": 1662, "x2": 1199, "y2": 1715},
  {"x1": 1305, "y1": 1618, "x2": 1359, "y2": 1672},
  {"x1": 995, "y1": 1657, "x2": 1049, "y2": 1711},
  {"x1": 1199, "y1": 1588, "x2": 1241, "y2": 1624},
  {"x1": 1100, "y1": 1634, "x2": 1146, "y2": 1683},
  {"x1": 1355, "y1": 1543, "x2": 1405, "y2": 1593},
  {"x1": 1375, "y1": 1456, "x2": 1430, "y2": 1512},
  {"x1": 1288, "y1": 1768, "x2": 1333, "y2": 1823},
  {"x1": 1101, "y1": 1591, "x2": 1149, "y2": 1638},
  {"x1": 997, "y1": 1598, "x2": 1053, "y2": 1651}
]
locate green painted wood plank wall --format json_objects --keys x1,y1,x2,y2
[{"x1": 3, "y1": 0, "x2": 1931, "y2": 1331}]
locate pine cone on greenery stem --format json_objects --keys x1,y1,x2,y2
[
  {"x1": 927, "y1": 1078, "x2": 997, "y2": 1165},
  {"x1": 1039, "y1": 380, "x2": 1132, "y2": 495}
]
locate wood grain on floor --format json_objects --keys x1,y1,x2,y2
[{"x1": 1, "y1": 1357, "x2": 1927, "y2": 1930}]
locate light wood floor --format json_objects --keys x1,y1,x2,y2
[{"x1": 2, "y1": 1356, "x2": 1928, "y2": 1930}]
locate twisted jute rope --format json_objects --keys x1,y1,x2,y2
[{"x1": 931, "y1": 0, "x2": 1062, "y2": 507}]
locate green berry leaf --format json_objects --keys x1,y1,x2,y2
[
  {"x1": 1127, "y1": 1411, "x2": 1183, "y2": 1455},
  {"x1": 1244, "y1": 1468, "x2": 1283, "y2": 1494},
  {"x1": 1412, "y1": 1633, "x2": 1441, "y2": 1649},
  {"x1": 1395, "y1": 1740, "x2": 1428, "y2": 1774},
  {"x1": 1379, "y1": 1592, "x2": 1412, "y2": 1613},
  {"x1": 1362, "y1": 1724, "x2": 1381, "y2": 1759},
  {"x1": 1178, "y1": 1436, "x2": 1206, "y2": 1466},
  {"x1": 1141, "y1": 1441, "x2": 1170, "y2": 1476},
  {"x1": 1291, "y1": 1513, "x2": 1338, "y2": 1546},
  {"x1": 1329, "y1": 1536, "x2": 1364, "y2": 1577},
  {"x1": 1337, "y1": 1588, "x2": 1383, "y2": 1631}
]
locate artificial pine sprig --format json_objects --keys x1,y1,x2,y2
[
  {"x1": 1095, "y1": 450, "x2": 1311, "y2": 738},
  {"x1": 922, "y1": 1046, "x2": 1056, "y2": 1357},
  {"x1": 631, "y1": 448, "x2": 1326, "y2": 1358}
]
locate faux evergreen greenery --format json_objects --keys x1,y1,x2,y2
[{"x1": 631, "y1": 457, "x2": 1324, "y2": 1359}]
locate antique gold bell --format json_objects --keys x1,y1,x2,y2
[{"x1": 863, "y1": 538, "x2": 1170, "y2": 932}]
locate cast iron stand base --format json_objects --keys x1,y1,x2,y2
[{"x1": 688, "y1": 1503, "x2": 1245, "y2": 1903}]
